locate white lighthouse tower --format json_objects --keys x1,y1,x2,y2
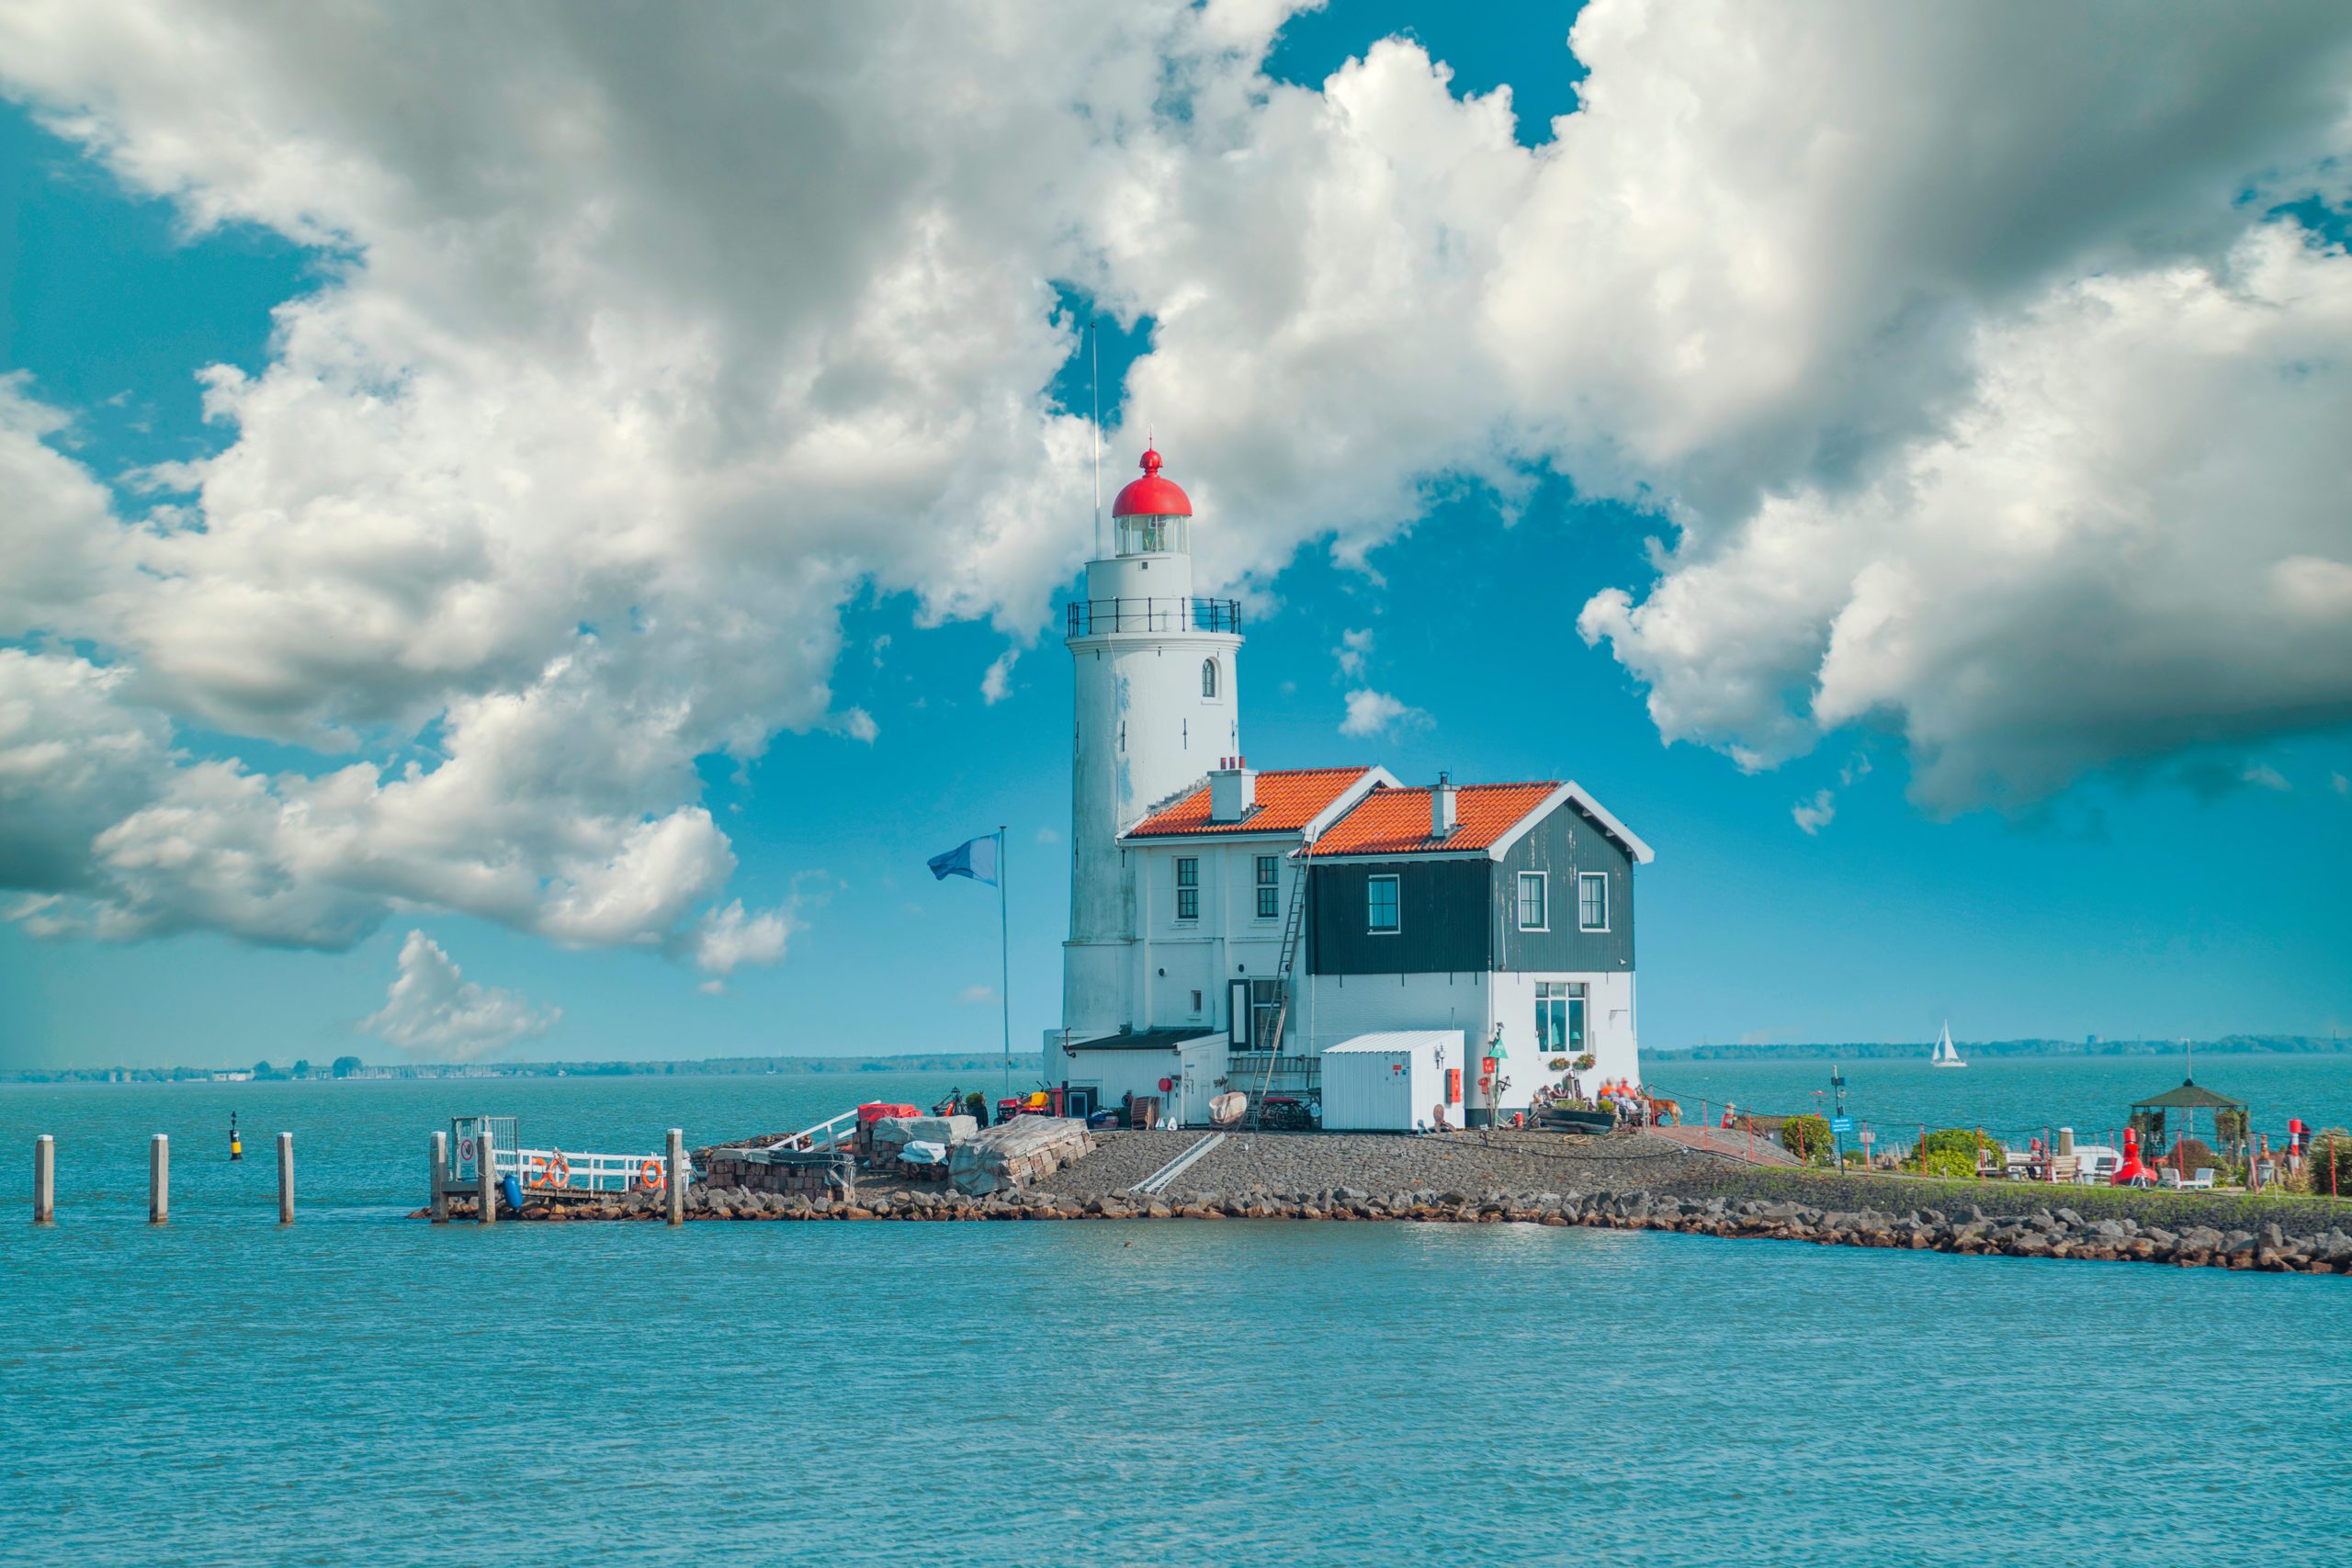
[{"x1": 1061, "y1": 448, "x2": 1243, "y2": 1044}]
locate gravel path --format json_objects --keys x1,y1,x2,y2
[
  {"x1": 1027, "y1": 1130, "x2": 1205, "y2": 1198},
  {"x1": 1027, "y1": 1127, "x2": 1747, "y2": 1202}
]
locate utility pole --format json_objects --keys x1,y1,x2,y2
[{"x1": 1831, "y1": 1064, "x2": 1849, "y2": 1172}]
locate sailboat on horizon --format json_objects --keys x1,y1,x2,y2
[{"x1": 1930, "y1": 1022, "x2": 1967, "y2": 1069}]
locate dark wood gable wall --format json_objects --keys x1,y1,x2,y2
[
  {"x1": 1306, "y1": 857, "x2": 1489, "y2": 975},
  {"x1": 1306, "y1": 799, "x2": 1637, "y2": 977},
  {"x1": 1491, "y1": 802, "x2": 1634, "y2": 973}
]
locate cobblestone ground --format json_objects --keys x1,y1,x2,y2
[
  {"x1": 1025, "y1": 1130, "x2": 1202, "y2": 1198},
  {"x1": 1027, "y1": 1127, "x2": 1749, "y2": 1201}
]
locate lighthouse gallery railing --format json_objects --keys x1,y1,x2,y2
[{"x1": 1066, "y1": 597, "x2": 1240, "y2": 637}]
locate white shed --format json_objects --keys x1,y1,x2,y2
[{"x1": 1319, "y1": 1032, "x2": 1462, "y2": 1132}]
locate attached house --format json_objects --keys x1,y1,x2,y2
[{"x1": 1296, "y1": 775, "x2": 1654, "y2": 1123}]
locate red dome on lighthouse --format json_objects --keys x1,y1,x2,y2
[{"x1": 1112, "y1": 447, "x2": 1193, "y2": 518}]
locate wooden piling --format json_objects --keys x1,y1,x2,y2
[
  {"x1": 34, "y1": 1134, "x2": 54, "y2": 1224},
  {"x1": 666, "y1": 1128, "x2": 684, "y2": 1225},
  {"x1": 277, "y1": 1132, "x2": 295, "y2": 1224},
  {"x1": 150, "y1": 1134, "x2": 169, "y2": 1224},
  {"x1": 429, "y1": 1131, "x2": 448, "y2": 1224},
  {"x1": 479, "y1": 1122, "x2": 498, "y2": 1225}
]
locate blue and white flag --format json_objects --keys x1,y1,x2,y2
[{"x1": 927, "y1": 833, "x2": 1000, "y2": 886}]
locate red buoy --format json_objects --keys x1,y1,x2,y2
[{"x1": 2112, "y1": 1126, "x2": 2152, "y2": 1186}]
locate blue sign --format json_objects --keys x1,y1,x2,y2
[{"x1": 1830, "y1": 1116, "x2": 1854, "y2": 1134}]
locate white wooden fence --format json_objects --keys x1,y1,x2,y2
[{"x1": 492, "y1": 1145, "x2": 684, "y2": 1194}]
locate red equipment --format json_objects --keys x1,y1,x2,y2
[{"x1": 2111, "y1": 1126, "x2": 2152, "y2": 1186}]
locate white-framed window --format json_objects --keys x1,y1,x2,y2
[
  {"x1": 1367, "y1": 874, "x2": 1399, "y2": 933},
  {"x1": 1536, "y1": 981, "x2": 1588, "y2": 1056},
  {"x1": 1578, "y1": 872, "x2": 1608, "y2": 931},
  {"x1": 1202, "y1": 658, "x2": 1219, "y2": 699},
  {"x1": 1516, "y1": 871, "x2": 1547, "y2": 931},
  {"x1": 1176, "y1": 857, "x2": 1199, "y2": 921},
  {"x1": 1255, "y1": 855, "x2": 1281, "y2": 919}
]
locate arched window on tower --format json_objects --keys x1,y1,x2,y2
[{"x1": 1202, "y1": 659, "x2": 1219, "y2": 699}]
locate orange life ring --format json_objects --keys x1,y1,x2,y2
[
  {"x1": 639, "y1": 1158, "x2": 665, "y2": 1192},
  {"x1": 545, "y1": 1151, "x2": 571, "y2": 1190},
  {"x1": 527, "y1": 1154, "x2": 549, "y2": 1187}
]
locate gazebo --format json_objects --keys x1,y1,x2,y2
[{"x1": 2130, "y1": 1078, "x2": 2246, "y2": 1165}]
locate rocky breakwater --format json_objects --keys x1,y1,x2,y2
[{"x1": 420, "y1": 1183, "x2": 2352, "y2": 1270}]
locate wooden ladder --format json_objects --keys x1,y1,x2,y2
[{"x1": 1247, "y1": 852, "x2": 1311, "y2": 1130}]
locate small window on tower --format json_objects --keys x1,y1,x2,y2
[
  {"x1": 1176, "y1": 857, "x2": 1199, "y2": 921},
  {"x1": 1202, "y1": 659, "x2": 1219, "y2": 698}
]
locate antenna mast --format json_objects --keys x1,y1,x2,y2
[{"x1": 1090, "y1": 320, "x2": 1102, "y2": 559}]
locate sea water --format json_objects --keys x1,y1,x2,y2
[
  {"x1": 1645, "y1": 1052, "x2": 2352, "y2": 1149},
  {"x1": 5, "y1": 1066, "x2": 2350, "y2": 1565}
]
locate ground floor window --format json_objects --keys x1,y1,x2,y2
[
  {"x1": 1249, "y1": 978, "x2": 1283, "y2": 1050},
  {"x1": 1535, "y1": 981, "x2": 1587, "y2": 1059}
]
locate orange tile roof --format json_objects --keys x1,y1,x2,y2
[
  {"x1": 1125, "y1": 766, "x2": 1374, "y2": 839},
  {"x1": 1306, "y1": 782, "x2": 1560, "y2": 857}
]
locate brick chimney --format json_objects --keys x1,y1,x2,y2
[
  {"x1": 1431, "y1": 771, "x2": 1456, "y2": 837},
  {"x1": 1209, "y1": 756, "x2": 1257, "y2": 822}
]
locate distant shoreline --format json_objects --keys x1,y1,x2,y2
[
  {"x1": 1653, "y1": 1036, "x2": 2347, "y2": 1063},
  {"x1": 0, "y1": 1052, "x2": 1018, "y2": 1086},
  {"x1": 6, "y1": 1036, "x2": 2347, "y2": 1084}
]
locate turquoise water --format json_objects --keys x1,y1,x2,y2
[
  {"x1": 1645, "y1": 1053, "x2": 2352, "y2": 1149},
  {"x1": 6, "y1": 1068, "x2": 2351, "y2": 1565}
]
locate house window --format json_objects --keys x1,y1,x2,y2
[
  {"x1": 1202, "y1": 659, "x2": 1219, "y2": 698},
  {"x1": 1190, "y1": 989, "x2": 1204, "y2": 1014},
  {"x1": 1249, "y1": 978, "x2": 1283, "y2": 1050},
  {"x1": 1578, "y1": 873, "x2": 1609, "y2": 931},
  {"x1": 1536, "y1": 982, "x2": 1588, "y2": 1057},
  {"x1": 1255, "y1": 855, "x2": 1280, "y2": 919},
  {"x1": 1367, "y1": 874, "x2": 1399, "y2": 933},
  {"x1": 1176, "y1": 857, "x2": 1199, "y2": 921},
  {"x1": 1516, "y1": 872, "x2": 1547, "y2": 931}
]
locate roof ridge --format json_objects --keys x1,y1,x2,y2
[{"x1": 1371, "y1": 778, "x2": 1560, "y2": 792}]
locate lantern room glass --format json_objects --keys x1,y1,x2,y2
[{"x1": 1115, "y1": 513, "x2": 1190, "y2": 556}]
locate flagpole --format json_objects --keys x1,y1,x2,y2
[{"x1": 998, "y1": 826, "x2": 1011, "y2": 1101}]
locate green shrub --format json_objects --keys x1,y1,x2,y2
[
  {"x1": 2311, "y1": 1129, "x2": 2352, "y2": 1198},
  {"x1": 1920, "y1": 1126, "x2": 1999, "y2": 1159},
  {"x1": 1781, "y1": 1113, "x2": 1834, "y2": 1165},
  {"x1": 1915, "y1": 1147, "x2": 1978, "y2": 1179}
]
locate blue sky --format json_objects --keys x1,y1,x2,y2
[{"x1": 4, "y1": 2, "x2": 2350, "y2": 1069}]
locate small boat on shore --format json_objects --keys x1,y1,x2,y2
[{"x1": 1930, "y1": 1023, "x2": 1966, "y2": 1069}]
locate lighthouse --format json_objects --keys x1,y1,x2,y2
[
  {"x1": 1048, "y1": 446, "x2": 1654, "y2": 1130},
  {"x1": 1061, "y1": 449, "x2": 1243, "y2": 1043}
]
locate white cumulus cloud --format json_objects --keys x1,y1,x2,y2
[
  {"x1": 360, "y1": 931, "x2": 560, "y2": 1060},
  {"x1": 0, "y1": 0, "x2": 2346, "y2": 987},
  {"x1": 678, "y1": 899, "x2": 794, "y2": 977},
  {"x1": 1792, "y1": 790, "x2": 1837, "y2": 836},
  {"x1": 1339, "y1": 687, "x2": 1429, "y2": 739}
]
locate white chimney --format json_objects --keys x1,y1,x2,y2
[
  {"x1": 1209, "y1": 756, "x2": 1257, "y2": 822},
  {"x1": 1431, "y1": 771, "x2": 1456, "y2": 836}
]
